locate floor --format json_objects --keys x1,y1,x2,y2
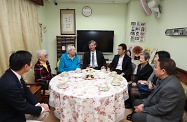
[{"x1": 45, "y1": 107, "x2": 132, "y2": 122}]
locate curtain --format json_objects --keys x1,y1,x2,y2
[{"x1": 0, "y1": 0, "x2": 41, "y2": 76}]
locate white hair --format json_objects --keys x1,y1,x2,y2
[
  {"x1": 36, "y1": 49, "x2": 47, "y2": 59},
  {"x1": 66, "y1": 45, "x2": 75, "y2": 53}
]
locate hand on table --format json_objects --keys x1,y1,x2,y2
[
  {"x1": 38, "y1": 103, "x2": 50, "y2": 112},
  {"x1": 101, "y1": 66, "x2": 106, "y2": 69}
]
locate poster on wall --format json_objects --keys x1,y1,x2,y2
[{"x1": 130, "y1": 22, "x2": 146, "y2": 42}]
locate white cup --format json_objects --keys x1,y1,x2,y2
[
  {"x1": 58, "y1": 81, "x2": 66, "y2": 87},
  {"x1": 115, "y1": 75, "x2": 122, "y2": 81},
  {"x1": 75, "y1": 68, "x2": 81, "y2": 73},
  {"x1": 101, "y1": 68, "x2": 106, "y2": 72},
  {"x1": 111, "y1": 71, "x2": 117, "y2": 77}
]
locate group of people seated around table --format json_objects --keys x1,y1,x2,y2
[
  {"x1": 57, "y1": 40, "x2": 133, "y2": 81},
  {"x1": 0, "y1": 40, "x2": 186, "y2": 122}
]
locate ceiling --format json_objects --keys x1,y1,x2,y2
[{"x1": 50, "y1": 0, "x2": 131, "y2": 4}]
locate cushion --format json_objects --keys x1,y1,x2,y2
[
  {"x1": 22, "y1": 69, "x2": 36, "y2": 84},
  {"x1": 181, "y1": 82, "x2": 187, "y2": 99}
]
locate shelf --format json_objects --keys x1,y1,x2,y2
[
  {"x1": 165, "y1": 27, "x2": 187, "y2": 36},
  {"x1": 56, "y1": 36, "x2": 76, "y2": 61}
]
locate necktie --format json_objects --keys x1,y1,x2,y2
[
  {"x1": 92, "y1": 52, "x2": 95, "y2": 68},
  {"x1": 20, "y1": 78, "x2": 24, "y2": 89}
]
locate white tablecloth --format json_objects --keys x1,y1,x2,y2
[{"x1": 49, "y1": 70, "x2": 129, "y2": 122}]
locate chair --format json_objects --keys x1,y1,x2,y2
[{"x1": 22, "y1": 69, "x2": 49, "y2": 103}]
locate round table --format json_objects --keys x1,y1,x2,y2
[{"x1": 49, "y1": 69, "x2": 129, "y2": 122}]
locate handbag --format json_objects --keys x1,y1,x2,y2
[{"x1": 137, "y1": 83, "x2": 152, "y2": 94}]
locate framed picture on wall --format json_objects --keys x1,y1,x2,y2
[{"x1": 60, "y1": 9, "x2": 76, "y2": 35}]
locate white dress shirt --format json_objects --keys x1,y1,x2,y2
[{"x1": 116, "y1": 55, "x2": 125, "y2": 70}]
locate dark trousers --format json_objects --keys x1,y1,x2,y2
[{"x1": 132, "y1": 99, "x2": 148, "y2": 122}]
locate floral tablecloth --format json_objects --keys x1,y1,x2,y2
[{"x1": 49, "y1": 70, "x2": 129, "y2": 122}]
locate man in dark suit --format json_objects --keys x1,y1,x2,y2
[
  {"x1": 0, "y1": 50, "x2": 50, "y2": 122},
  {"x1": 108, "y1": 43, "x2": 133, "y2": 80},
  {"x1": 132, "y1": 58, "x2": 185, "y2": 122},
  {"x1": 83, "y1": 40, "x2": 106, "y2": 70}
]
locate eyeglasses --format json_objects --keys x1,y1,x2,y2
[{"x1": 44, "y1": 54, "x2": 48, "y2": 57}]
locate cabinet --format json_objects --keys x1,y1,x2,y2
[{"x1": 56, "y1": 36, "x2": 76, "y2": 60}]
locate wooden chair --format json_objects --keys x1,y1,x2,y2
[{"x1": 22, "y1": 69, "x2": 49, "y2": 104}]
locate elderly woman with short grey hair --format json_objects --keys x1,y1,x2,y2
[
  {"x1": 58, "y1": 45, "x2": 80, "y2": 73},
  {"x1": 34, "y1": 49, "x2": 53, "y2": 89},
  {"x1": 125, "y1": 51, "x2": 153, "y2": 120}
]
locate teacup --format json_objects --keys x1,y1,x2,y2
[
  {"x1": 110, "y1": 71, "x2": 117, "y2": 77},
  {"x1": 75, "y1": 68, "x2": 81, "y2": 73},
  {"x1": 60, "y1": 72, "x2": 68, "y2": 77},
  {"x1": 115, "y1": 75, "x2": 122, "y2": 81},
  {"x1": 101, "y1": 68, "x2": 106, "y2": 72},
  {"x1": 58, "y1": 81, "x2": 66, "y2": 87}
]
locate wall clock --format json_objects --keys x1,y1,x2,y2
[{"x1": 82, "y1": 6, "x2": 92, "y2": 17}]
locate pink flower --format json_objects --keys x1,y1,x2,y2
[
  {"x1": 63, "y1": 95, "x2": 67, "y2": 100},
  {"x1": 105, "y1": 99, "x2": 110, "y2": 105},
  {"x1": 95, "y1": 107, "x2": 100, "y2": 112}
]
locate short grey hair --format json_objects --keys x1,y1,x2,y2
[
  {"x1": 36, "y1": 49, "x2": 47, "y2": 59},
  {"x1": 66, "y1": 45, "x2": 75, "y2": 52},
  {"x1": 88, "y1": 40, "x2": 97, "y2": 46},
  {"x1": 140, "y1": 51, "x2": 150, "y2": 60}
]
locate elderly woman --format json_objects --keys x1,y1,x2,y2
[
  {"x1": 58, "y1": 45, "x2": 80, "y2": 73},
  {"x1": 34, "y1": 49, "x2": 53, "y2": 89},
  {"x1": 126, "y1": 51, "x2": 153, "y2": 121}
]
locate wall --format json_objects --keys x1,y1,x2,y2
[
  {"x1": 38, "y1": 4, "x2": 48, "y2": 50},
  {"x1": 39, "y1": 1, "x2": 127, "y2": 73},
  {"x1": 39, "y1": 0, "x2": 187, "y2": 73},
  {"x1": 126, "y1": 0, "x2": 187, "y2": 70}
]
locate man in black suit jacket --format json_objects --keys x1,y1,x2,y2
[
  {"x1": 83, "y1": 40, "x2": 106, "y2": 70},
  {"x1": 108, "y1": 43, "x2": 133, "y2": 80},
  {"x1": 0, "y1": 50, "x2": 50, "y2": 122}
]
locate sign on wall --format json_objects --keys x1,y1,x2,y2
[{"x1": 130, "y1": 22, "x2": 146, "y2": 42}]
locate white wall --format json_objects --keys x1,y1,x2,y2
[
  {"x1": 126, "y1": 0, "x2": 187, "y2": 70},
  {"x1": 39, "y1": 1, "x2": 127, "y2": 73}
]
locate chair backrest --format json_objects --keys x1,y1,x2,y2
[{"x1": 22, "y1": 69, "x2": 36, "y2": 85}]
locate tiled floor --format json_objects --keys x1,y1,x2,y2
[{"x1": 45, "y1": 107, "x2": 132, "y2": 122}]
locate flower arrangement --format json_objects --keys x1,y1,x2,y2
[{"x1": 144, "y1": 47, "x2": 150, "y2": 53}]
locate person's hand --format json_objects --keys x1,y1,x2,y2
[
  {"x1": 120, "y1": 73, "x2": 125, "y2": 76},
  {"x1": 148, "y1": 81, "x2": 154, "y2": 90},
  {"x1": 39, "y1": 103, "x2": 50, "y2": 112},
  {"x1": 107, "y1": 68, "x2": 110, "y2": 72},
  {"x1": 101, "y1": 66, "x2": 106, "y2": 69},
  {"x1": 138, "y1": 80, "x2": 147, "y2": 84},
  {"x1": 134, "y1": 104, "x2": 144, "y2": 113},
  {"x1": 132, "y1": 82, "x2": 137, "y2": 87}
]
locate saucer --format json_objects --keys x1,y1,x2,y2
[
  {"x1": 57, "y1": 84, "x2": 69, "y2": 89},
  {"x1": 111, "y1": 81, "x2": 121, "y2": 86},
  {"x1": 98, "y1": 85, "x2": 110, "y2": 91},
  {"x1": 73, "y1": 74, "x2": 82, "y2": 78}
]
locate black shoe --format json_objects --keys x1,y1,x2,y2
[{"x1": 126, "y1": 113, "x2": 133, "y2": 121}]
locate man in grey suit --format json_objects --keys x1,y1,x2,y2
[{"x1": 132, "y1": 58, "x2": 185, "y2": 122}]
